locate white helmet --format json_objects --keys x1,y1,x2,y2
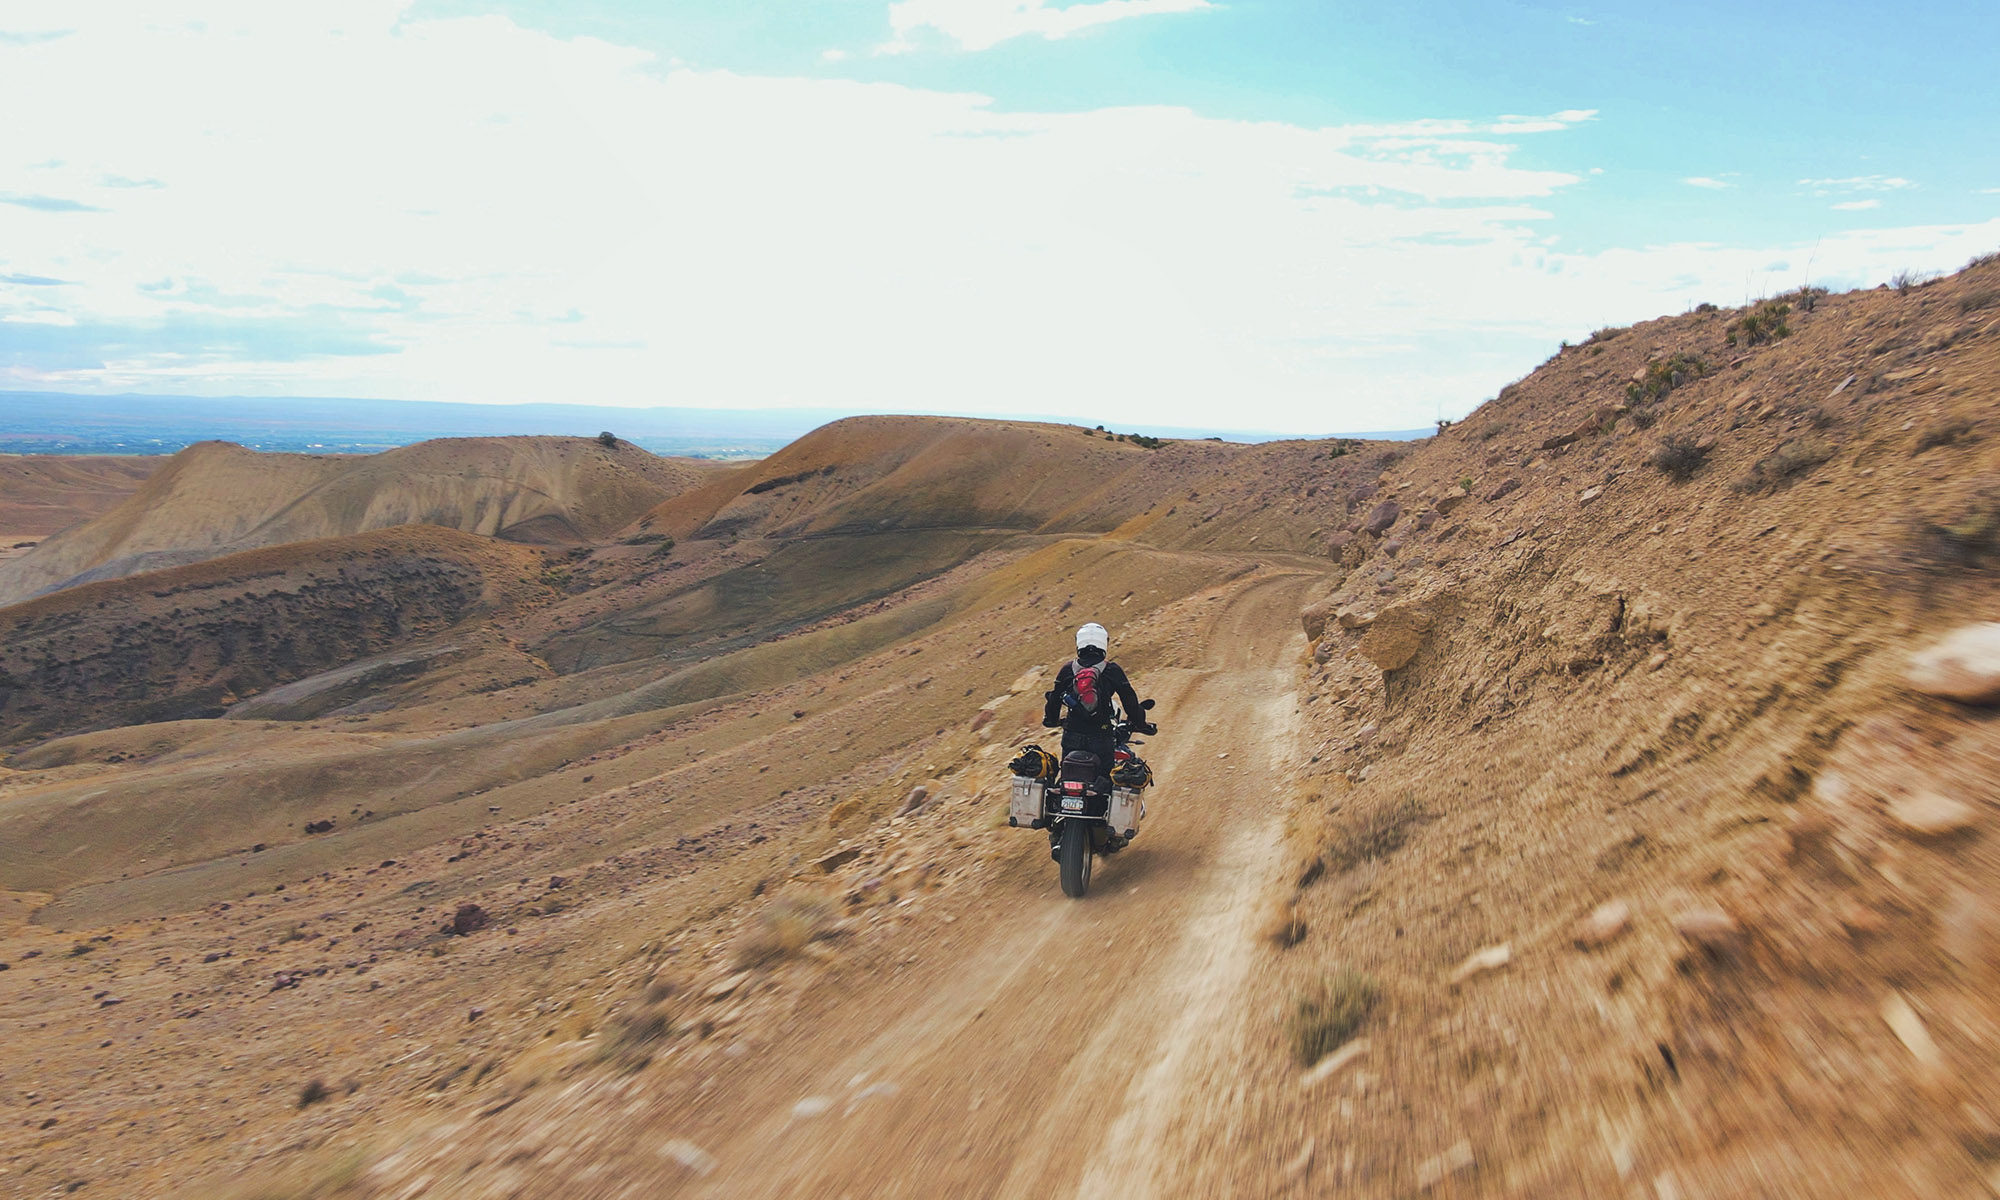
[{"x1": 1075, "y1": 622, "x2": 1108, "y2": 653}]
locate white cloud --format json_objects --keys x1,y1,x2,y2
[
  {"x1": 2, "y1": 3, "x2": 1994, "y2": 433},
  {"x1": 880, "y1": 0, "x2": 1211, "y2": 54},
  {"x1": 1800, "y1": 175, "x2": 1914, "y2": 195},
  {"x1": 1832, "y1": 198, "x2": 1881, "y2": 211},
  {"x1": 821, "y1": 47, "x2": 850, "y2": 62},
  {"x1": 1682, "y1": 176, "x2": 1730, "y2": 190}
]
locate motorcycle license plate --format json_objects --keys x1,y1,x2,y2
[{"x1": 1060, "y1": 796, "x2": 1084, "y2": 812}]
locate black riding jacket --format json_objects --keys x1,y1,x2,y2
[{"x1": 1042, "y1": 659, "x2": 1143, "y2": 735}]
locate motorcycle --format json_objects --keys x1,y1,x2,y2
[{"x1": 1009, "y1": 699, "x2": 1155, "y2": 899}]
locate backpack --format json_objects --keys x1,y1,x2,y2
[{"x1": 1065, "y1": 658, "x2": 1110, "y2": 717}]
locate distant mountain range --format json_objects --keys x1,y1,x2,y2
[{"x1": 0, "y1": 390, "x2": 1428, "y2": 458}]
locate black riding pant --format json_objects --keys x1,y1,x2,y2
[{"x1": 1060, "y1": 726, "x2": 1115, "y2": 777}]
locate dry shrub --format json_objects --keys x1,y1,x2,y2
[
  {"x1": 732, "y1": 894, "x2": 835, "y2": 969},
  {"x1": 1288, "y1": 970, "x2": 1380, "y2": 1066},
  {"x1": 1737, "y1": 435, "x2": 1833, "y2": 491},
  {"x1": 594, "y1": 1005, "x2": 675, "y2": 1073},
  {"x1": 297, "y1": 1079, "x2": 331, "y2": 1109},
  {"x1": 1892, "y1": 268, "x2": 1937, "y2": 295},
  {"x1": 1960, "y1": 289, "x2": 1999, "y2": 314},
  {"x1": 1914, "y1": 420, "x2": 1976, "y2": 453},
  {"x1": 1650, "y1": 434, "x2": 1710, "y2": 481},
  {"x1": 1260, "y1": 896, "x2": 1308, "y2": 948},
  {"x1": 1324, "y1": 796, "x2": 1425, "y2": 875},
  {"x1": 1906, "y1": 494, "x2": 2000, "y2": 573}
]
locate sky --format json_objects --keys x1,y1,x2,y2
[{"x1": 2, "y1": 0, "x2": 1997, "y2": 435}]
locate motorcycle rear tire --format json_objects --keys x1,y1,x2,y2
[{"x1": 1058, "y1": 821, "x2": 1092, "y2": 899}]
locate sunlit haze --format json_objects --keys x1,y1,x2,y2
[{"x1": 3, "y1": 0, "x2": 1996, "y2": 433}]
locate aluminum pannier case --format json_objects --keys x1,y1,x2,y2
[
  {"x1": 1107, "y1": 786, "x2": 1144, "y2": 839},
  {"x1": 1008, "y1": 776, "x2": 1046, "y2": 828}
]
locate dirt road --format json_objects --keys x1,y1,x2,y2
[{"x1": 364, "y1": 568, "x2": 1315, "y2": 1199}]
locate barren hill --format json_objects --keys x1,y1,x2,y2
[
  {"x1": 0, "y1": 454, "x2": 158, "y2": 541},
  {"x1": 0, "y1": 436, "x2": 719, "y2": 606},
  {"x1": 0, "y1": 259, "x2": 1996, "y2": 1199}
]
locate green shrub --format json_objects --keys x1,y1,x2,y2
[
  {"x1": 1726, "y1": 301, "x2": 1792, "y2": 347},
  {"x1": 1625, "y1": 353, "x2": 1709, "y2": 404}
]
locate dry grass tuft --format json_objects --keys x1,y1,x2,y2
[
  {"x1": 594, "y1": 1005, "x2": 676, "y2": 1073},
  {"x1": 1737, "y1": 435, "x2": 1833, "y2": 491},
  {"x1": 1322, "y1": 796, "x2": 1427, "y2": 875},
  {"x1": 1288, "y1": 970, "x2": 1380, "y2": 1066},
  {"x1": 733, "y1": 894, "x2": 836, "y2": 969},
  {"x1": 297, "y1": 1079, "x2": 331, "y2": 1109}
]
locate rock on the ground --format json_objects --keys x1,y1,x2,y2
[
  {"x1": 1301, "y1": 598, "x2": 1336, "y2": 641},
  {"x1": 1450, "y1": 943, "x2": 1511, "y2": 983},
  {"x1": 448, "y1": 904, "x2": 489, "y2": 936},
  {"x1": 1299, "y1": 1038, "x2": 1369, "y2": 1089},
  {"x1": 659, "y1": 1139, "x2": 717, "y2": 1175},
  {"x1": 899, "y1": 785, "x2": 930, "y2": 815},
  {"x1": 1363, "y1": 501, "x2": 1401, "y2": 536},
  {"x1": 1435, "y1": 486, "x2": 1469, "y2": 514},
  {"x1": 1337, "y1": 606, "x2": 1376, "y2": 632},
  {"x1": 1417, "y1": 1140, "x2": 1475, "y2": 1189},
  {"x1": 1888, "y1": 791, "x2": 1978, "y2": 837},
  {"x1": 1673, "y1": 906, "x2": 1742, "y2": 956},
  {"x1": 1360, "y1": 600, "x2": 1436, "y2": 672},
  {"x1": 1903, "y1": 623, "x2": 2000, "y2": 704},
  {"x1": 1573, "y1": 900, "x2": 1632, "y2": 949}
]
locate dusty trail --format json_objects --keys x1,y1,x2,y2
[{"x1": 540, "y1": 568, "x2": 1315, "y2": 1198}]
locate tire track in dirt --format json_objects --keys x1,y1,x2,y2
[{"x1": 686, "y1": 569, "x2": 1314, "y2": 1198}]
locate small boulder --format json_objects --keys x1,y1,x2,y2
[
  {"x1": 1380, "y1": 538, "x2": 1403, "y2": 557},
  {"x1": 1301, "y1": 599, "x2": 1337, "y2": 641},
  {"x1": 1363, "y1": 501, "x2": 1401, "y2": 536},
  {"x1": 899, "y1": 786, "x2": 930, "y2": 816},
  {"x1": 448, "y1": 904, "x2": 490, "y2": 936},
  {"x1": 1337, "y1": 606, "x2": 1376, "y2": 631},
  {"x1": 1485, "y1": 478, "x2": 1520, "y2": 502},
  {"x1": 1903, "y1": 623, "x2": 2000, "y2": 705},
  {"x1": 1673, "y1": 906, "x2": 1742, "y2": 957},
  {"x1": 969, "y1": 709, "x2": 995, "y2": 733},
  {"x1": 1573, "y1": 900, "x2": 1632, "y2": 949},
  {"x1": 1434, "y1": 486, "x2": 1469, "y2": 514},
  {"x1": 1578, "y1": 486, "x2": 1603, "y2": 504},
  {"x1": 1359, "y1": 600, "x2": 1435, "y2": 672},
  {"x1": 1888, "y1": 791, "x2": 1978, "y2": 837}
]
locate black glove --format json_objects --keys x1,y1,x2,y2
[
  {"x1": 1137, "y1": 721, "x2": 1158, "y2": 736},
  {"x1": 1043, "y1": 717, "x2": 1063, "y2": 729}
]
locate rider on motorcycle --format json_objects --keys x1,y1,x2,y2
[{"x1": 1042, "y1": 622, "x2": 1155, "y2": 788}]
